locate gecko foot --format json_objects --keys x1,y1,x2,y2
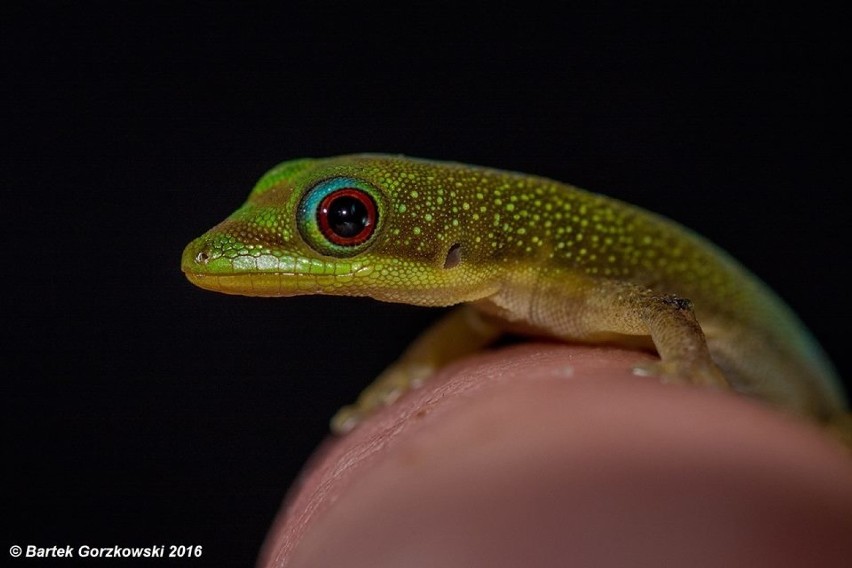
[
  {"x1": 632, "y1": 360, "x2": 731, "y2": 391},
  {"x1": 329, "y1": 363, "x2": 435, "y2": 435},
  {"x1": 330, "y1": 405, "x2": 362, "y2": 435}
]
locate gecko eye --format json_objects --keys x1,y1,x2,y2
[
  {"x1": 318, "y1": 188, "x2": 377, "y2": 246},
  {"x1": 298, "y1": 177, "x2": 383, "y2": 257}
]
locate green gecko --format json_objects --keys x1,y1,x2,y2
[{"x1": 181, "y1": 154, "x2": 850, "y2": 442}]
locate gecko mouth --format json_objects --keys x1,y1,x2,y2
[
  {"x1": 181, "y1": 236, "x2": 365, "y2": 296},
  {"x1": 181, "y1": 270, "x2": 330, "y2": 297}
]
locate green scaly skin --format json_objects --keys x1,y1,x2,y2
[{"x1": 182, "y1": 154, "x2": 848, "y2": 439}]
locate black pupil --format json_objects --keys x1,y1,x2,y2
[{"x1": 327, "y1": 195, "x2": 368, "y2": 237}]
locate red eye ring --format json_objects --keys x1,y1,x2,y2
[{"x1": 317, "y1": 188, "x2": 378, "y2": 246}]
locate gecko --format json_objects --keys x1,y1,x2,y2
[{"x1": 181, "y1": 154, "x2": 849, "y2": 442}]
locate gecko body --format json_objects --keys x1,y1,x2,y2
[{"x1": 182, "y1": 154, "x2": 848, "y2": 437}]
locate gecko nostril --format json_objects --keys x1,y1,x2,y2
[{"x1": 196, "y1": 250, "x2": 210, "y2": 264}]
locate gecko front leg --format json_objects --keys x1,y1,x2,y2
[
  {"x1": 515, "y1": 276, "x2": 732, "y2": 391},
  {"x1": 627, "y1": 293, "x2": 731, "y2": 390},
  {"x1": 331, "y1": 305, "x2": 502, "y2": 434}
]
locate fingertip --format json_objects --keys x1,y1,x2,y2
[{"x1": 259, "y1": 344, "x2": 852, "y2": 567}]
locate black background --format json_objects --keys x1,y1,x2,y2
[{"x1": 5, "y1": 4, "x2": 847, "y2": 566}]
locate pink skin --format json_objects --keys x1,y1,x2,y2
[{"x1": 258, "y1": 344, "x2": 852, "y2": 568}]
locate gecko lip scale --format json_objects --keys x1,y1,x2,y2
[{"x1": 182, "y1": 271, "x2": 330, "y2": 297}]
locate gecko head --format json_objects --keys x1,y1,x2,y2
[{"x1": 181, "y1": 154, "x2": 502, "y2": 305}]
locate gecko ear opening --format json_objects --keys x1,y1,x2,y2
[{"x1": 443, "y1": 243, "x2": 462, "y2": 269}]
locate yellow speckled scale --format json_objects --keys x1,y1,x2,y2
[{"x1": 182, "y1": 154, "x2": 849, "y2": 440}]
